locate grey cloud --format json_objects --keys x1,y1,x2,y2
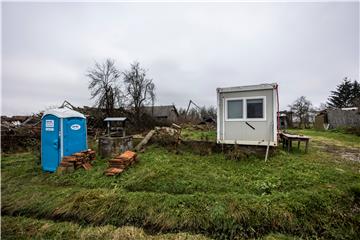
[{"x1": 1, "y1": 2, "x2": 359, "y2": 115}]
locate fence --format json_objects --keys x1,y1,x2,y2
[{"x1": 327, "y1": 109, "x2": 360, "y2": 128}]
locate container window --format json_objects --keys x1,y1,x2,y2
[
  {"x1": 246, "y1": 99, "x2": 264, "y2": 118},
  {"x1": 227, "y1": 99, "x2": 243, "y2": 119}
]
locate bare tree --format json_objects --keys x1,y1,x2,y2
[
  {"x1": 86, "y1": 59, "x2": 122, "y2": 116},
  {"x1": 288, "y1": 96, "x2": 314, "y2": 128},
  {"x1": 123, "y1": 62, "x2": 155, "y2": 123}
]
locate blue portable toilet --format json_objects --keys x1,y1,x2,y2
[{"x1": 41, "y1": 108, "x2": 87, "y2": 172}]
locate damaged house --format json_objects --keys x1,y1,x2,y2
[
  {"x1": 314, "y1": 107, "x2": 360, "y2": 130},
  {"x1": 143, "y1": 105, "x2": 179, "y2": 123}
]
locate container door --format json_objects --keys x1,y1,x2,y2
[
  {"x1": 41, "y1": 116, "x2": 60, "y2": 172},
  {"x1": 63, "y1": 118, "x2": 87, "y2": 156}
]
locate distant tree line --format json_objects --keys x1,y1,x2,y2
[
  {"x1": 288, "y1": 77, "x2": 359, "y2": 128},
  {"x1": 88, "y1": 59, "x2": 358, "y2": 129},
  {"x1": 178, "y1": 105, "x2": 217, "y2": 123}
]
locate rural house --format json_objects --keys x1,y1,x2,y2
[
  {"x1": 143, "y1": 105, "x2": 179, "y2": 123},
  {"x1": 217, "y1": 83, "x2": 279, "y2": 146},
  {"x1": 314, "y1": 108, "x2": 360, "y2": 130}
]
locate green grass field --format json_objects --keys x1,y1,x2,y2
[
  {"x1": 2, "y1": 129, "x2": 360, "y2": 239},
  {"x1": 181, "y1": 127, "x2": 217, "y2": 141}
]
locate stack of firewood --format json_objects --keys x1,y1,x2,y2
[
  {"x1": 58, "y1": 149, "x2": 96, "y2": 173},
  {"x1": 104, "y1": 150, "x2": 137, "y2": 176}
]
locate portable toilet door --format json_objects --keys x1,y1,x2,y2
[
  {"x1": 63, "y1": 117, "x2": 87, "y2": 157},
  {"x1": 41, "y1": 108, "x2": 87, "y2": 172},
  {"x1": 41, "y1": 114, "x2": 61, "y2": 172}
]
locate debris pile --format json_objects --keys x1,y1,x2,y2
[
  {"x1": 58, "y1": 149, "x2": 96, "y2": 173},
  {"x1": 152, "y1": 124, "x2": 182, "y2": 148},
  {"x1": 104, "y1": 150, "x2": 137, "y2": 176},
  {"x1": 133, "y1": 124, "x2": 182, "y2": 152},
  {"x1": 155, "y1": 126, "x2": 180, "y2": 136},
  {"x1": 1, "y1": 114, "x2": 41, "y2": 152}
]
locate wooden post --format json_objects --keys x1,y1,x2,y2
[
  {"x1": 305, "y1": 140, "x2": 309, "y2": 153},
  {"x1": 298, "y1": 141, "x2": 300, "y2": 149},
  {"x1": 265, "y1": 140, "x2": 270, "y2": 162},
  {"x1": 287, "y1": 139, "x2": 291, "y2": 152},
  {"x1": 282, "y1": 138, "x2": 285, "y2": 149},
  {"x1": 265, "y1": 125, "x2": 273, "y2": 162},
  {"x1": 107, "y1": 121, "x2": 110, "y2": 136}
]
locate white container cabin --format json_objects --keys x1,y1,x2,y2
[{"x1": 217, "y1": 83, "x2": 279, "y2": 146}]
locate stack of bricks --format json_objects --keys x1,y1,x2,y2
[
  {"x1": 104, "y1": 150, "x2": 137, "y2": 176},
  {"x1": 58, "y1": 149, "x2": 96, "y2": 173}
]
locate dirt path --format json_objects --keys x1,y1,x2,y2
[{"x1": 311, "y1": 137, "x2": 360, "y2": 163}]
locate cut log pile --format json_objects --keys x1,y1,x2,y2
[
  {"x1": 104, "y1": 150, "x2": 137, "y2": 176},
  {"x1": 58, "y1": 149, "x2": 96, "y2": 173}
]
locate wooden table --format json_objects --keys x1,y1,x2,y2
[{"x1": 280, "y1": 132, "x2": 311, "y2": 153}]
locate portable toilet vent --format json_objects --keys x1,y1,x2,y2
[{"x1": 41, "y1": 108, "x2": 87, "y2": 172}]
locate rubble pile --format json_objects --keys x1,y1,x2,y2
[
  {"x1": 104, "y1": 150, "x2": 137, "y2": 176},
  {"x1": 58, "y1": 149, "x2": 96, "y2": 173},
  {"x1": 1, "y1": 115, "x2": 41, "y2": 152},
  {"x1": 151, "y1": 125, "x2": 182, "y2": 148}
]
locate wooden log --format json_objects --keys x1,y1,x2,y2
[{"x1": 134, "y1": 130, "x2": 156, "y2": 151}]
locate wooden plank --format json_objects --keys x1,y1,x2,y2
[{"x1": 281, "y1": 133, "x2": 310, "y2": 140}]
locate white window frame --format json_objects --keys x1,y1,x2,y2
[
  {"x1": 225, "y1": 97, "x2": 245, "y2": 121},
  {"x1": 225, "y1": 96, "x2": 266, "y2": 122},
  {"x1": 245, "y1": 96, "x2": 266, "y2": 121}
]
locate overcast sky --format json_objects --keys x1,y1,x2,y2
[{"x1": 2, "y1": 2, "x2": 359, "y2": 116}]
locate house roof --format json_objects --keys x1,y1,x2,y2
[
  {"x1": 217, "y1": 83, "x2": 277, "y2": 93},
  {"x1": 104, "y1": 117, "x2": 127, "y2": 122},
  {"x1": 42, "y1": 108, "x2": 86, "y2": 119},
  {"x1": 142, "y1": 105, "x2": 178, "y2": 117}
]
